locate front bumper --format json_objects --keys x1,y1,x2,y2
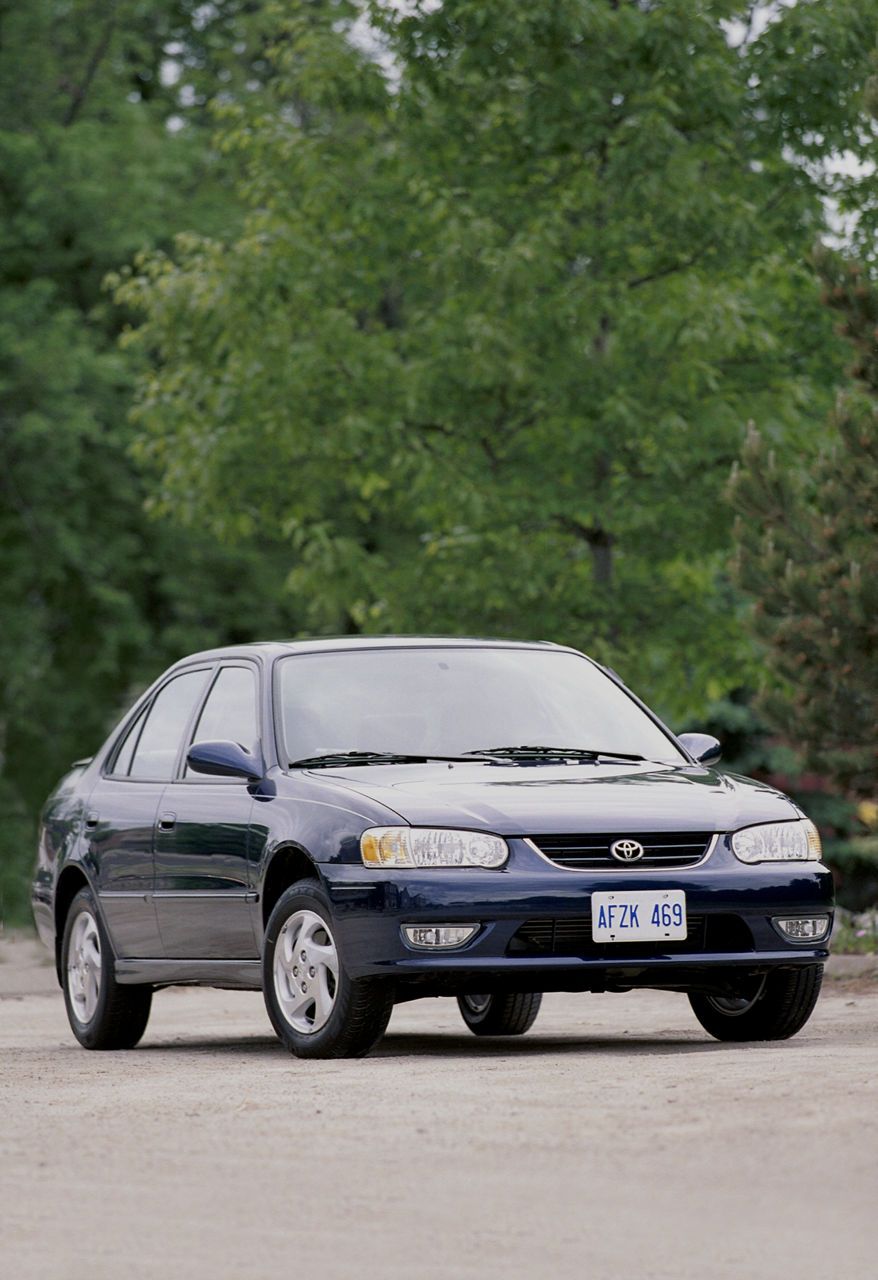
[{"x1": 323, "y1": 837, "x2": 834, "y2": 994}]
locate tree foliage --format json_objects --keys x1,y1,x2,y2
[
  {"x1": 729, "y1": 245, "x2": 878, "y2": 797},
  {"x1": 4, "y1": 0, "x2": 878, "y2": 921},
  {"x1": 120, "y1": 0, "x2": 876, "y2": 724},
  {"x1": 0, "y1": 0, "x2": 301, "y2": 921}
]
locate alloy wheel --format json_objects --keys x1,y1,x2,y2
[
  {"x1": 273, "y1": 909, "x2": 339, "y2": 1033},
  {"x1": 67, "y1": 909, "x2": 102, "y2": 1024}
]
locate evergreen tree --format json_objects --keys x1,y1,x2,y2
[{"x1": 729, "y1": 246, "x2": 878, "y2": 797}]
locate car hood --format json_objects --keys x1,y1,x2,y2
[{"x1": 317, "y1": 761, "x2": 799, "y2": 835}]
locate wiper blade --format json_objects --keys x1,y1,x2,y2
[
  {"x1": 289, "y1": 750, "x2": 476, "y2": 769},
  {"x1": 289, "y1": 746, "x2": 652, "y2": 769},
  {"x1": 291, "y1": 751, "x2": 424, "y2": 768},
  {"x1": 462, "y1": 745, "x2": 648, "y2": 763}
]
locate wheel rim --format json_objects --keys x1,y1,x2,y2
[
  {"x1": 461, "y1": 994, "x2": 492, "y2": 1016},
  {"x1": 705, "y1": 974, "x2": 767, "y2": 1017},
  {"x1": 67, "y1": 910, "x2": 102, "y2": 1024},
  {"x1": 273, "y1": 910, "x2": 339, "y2": 1034}
]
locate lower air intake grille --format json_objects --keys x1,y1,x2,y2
[{"x1": 507, "y1": 914, "x2": 753, "y2": 958}]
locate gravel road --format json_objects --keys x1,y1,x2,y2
[{"x1": 2, "y1": 933, "x2": 877, "y2": 1280}]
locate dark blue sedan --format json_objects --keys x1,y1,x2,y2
[{"x1": 32, "y1": 638, "x2": 833, "y2": 1057}]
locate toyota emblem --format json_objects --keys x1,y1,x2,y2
[{"x1": 611, "y1": 838, "x2": 645, "y2": 862}]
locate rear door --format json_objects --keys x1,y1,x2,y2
[{"x1": 88, "y1": 667, "x2": 212, "y2": 958}]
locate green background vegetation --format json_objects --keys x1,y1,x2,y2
[{"x1": 3, "y1": 0, "x2": 878, "y2": 927}]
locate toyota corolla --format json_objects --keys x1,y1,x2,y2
[{"x1": 31, "y1": 638, "x2": 833, "y2": 1057}]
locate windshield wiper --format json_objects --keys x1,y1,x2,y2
[
  {"x1": 462, "y1": 745, "x2": 648, "y2": 764},
  {"x1": 289, "y1": 750, "x2": 477, "y2": 769},
  {"x1": 289, "y1": 746, "x2": 653, "y2": 769}
]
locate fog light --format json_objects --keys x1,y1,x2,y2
[
  {"x1": 402, "y1": 925, "x2": 479, "y2": 950},
  {"x1": 774, "y1": 916, "x2": 830, "y2": 941}
]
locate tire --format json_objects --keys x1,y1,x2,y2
[
  {"x1": 61, "y1": 887, "x2": 152, "y2": 1050},
  {"x1": 688, "y1": 964, "x2": 823, "y2": 1042},
  {"x1": 457, "y1": 991, "x2": 542, "y2": 1036},
  {"x1": 262, "y1": 880, "x2": 394, "y2": 1059}
]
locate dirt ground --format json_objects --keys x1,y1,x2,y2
[{"x1": 2, "y1": 932, "x2": 877, "y2": 1280}]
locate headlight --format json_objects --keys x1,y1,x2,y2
[
  {"x1": 361, "y1": 827, "x2": 508, "y2": 869},
  {"x1": 731, "y1": 819, "x2": 822, "y2": 864}
]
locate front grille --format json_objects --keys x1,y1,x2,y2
[
  {"x1": 529, "y1": 831, "x2": 713, "y2": 870},
  {"x1": 507, "y1": 914, "x2": 753, "y2": 959}
]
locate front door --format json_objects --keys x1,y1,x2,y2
[{"x1": 153, "y1": 664, "x2": 261, "y2": 959}]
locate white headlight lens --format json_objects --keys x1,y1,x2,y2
[
  {"x1": 732, "y1": 820, "x2": 822, "y2": 864},
  {"x1": 361, "y1": 827, "x2": 508, "y2": 868}
]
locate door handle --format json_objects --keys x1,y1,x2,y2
[{"x1": 158, "y1": 812, "x2": 177, "y2": 831}]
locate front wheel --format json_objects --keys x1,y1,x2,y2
[
  {"x1": 457, "y1": 991, "x2": 542, "y2": 1036},
  {"x1": 61, "y1": 888, "x2": 152, "y2": 1049},
  {"x1": 262, "y1": 880, "x2": 393, "y2": 1058},
  {"x1": 688, "y1": 964, "x2": 823, "y2": 1042}
]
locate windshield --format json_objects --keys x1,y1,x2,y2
[{"x1": 276, "y1": 646, "x2": 685, "y2": 767}]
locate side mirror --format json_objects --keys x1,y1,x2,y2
[
  {"x1": 677, "y1": 733, "x2": 722, "y2": 767},
  {"x1": 186, "y1": 740, "x2": 263, "y2": 781}
]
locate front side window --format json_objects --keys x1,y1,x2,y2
[
  {"x1": 185, "y1": 666, "x2": 258, "y2": 775},
  {"x1": 126, "y1": 669, "x2": 211, "y2": 780}
]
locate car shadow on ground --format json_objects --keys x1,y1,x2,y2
[
  {"x1": 371, "y1": 1031, "x2": 767, "y2": 1058},
  {"x1": 130, "y1": 1029, "x2": 788, "y2": 1059}
]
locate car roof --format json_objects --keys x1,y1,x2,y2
[{"x1": 169, "y1": 636, "x2": 573, "y2": 668}]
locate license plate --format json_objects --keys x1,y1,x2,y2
[{"x1": 591, "y1": 889, "x2": 687, "y2": 942}]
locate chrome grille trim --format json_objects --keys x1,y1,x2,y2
[{"x1": 524, "y1": 832, "x2": 719, "y2": 871}]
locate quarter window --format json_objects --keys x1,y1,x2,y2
[{"x1": 109, "y1": 703, "x2": 149, "y2": 777}]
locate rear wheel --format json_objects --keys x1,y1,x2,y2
[
  {"x1": 457, "y1": 991, "x2": 542, "y2": 1036},
  {"x1": 61, "y1": 888, "x2": 152, "y2": 1049},
  {"x1": 688, "y1": 965, "x2": 823, "y2": 1042},
  {"x1": 263, "y1": 880, "x2": 393, "y2": 1058}
]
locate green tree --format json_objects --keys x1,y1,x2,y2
[
  {"x1": 0, "y1": 0, "x2": 301, "y2": 922},
  {"x1": 120, "y1": 0, "x2": 876, "y2": 726},
  {"x1": 729, "y1": 246, "x2": 878, "y2": 798}
]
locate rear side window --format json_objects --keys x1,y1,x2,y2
[{"x1": 125, "y1": 669, "x2": 211, "y2": 780}]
